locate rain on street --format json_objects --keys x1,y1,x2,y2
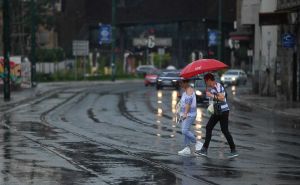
[{"x1": 0, "y1": 81, "x2": 300, "y2": 185}]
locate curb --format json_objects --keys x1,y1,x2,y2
[{"x1": 232, "y1": 96, "x2": 300, "y2": 119}]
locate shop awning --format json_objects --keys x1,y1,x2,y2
[
  {"x1": 229, "y1": 30, "x2": 253, "y2": 41},
  {"x1": 259, "y1": 12, "x2": 289, "y2": 25}
]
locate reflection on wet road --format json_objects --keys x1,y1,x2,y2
[{"x1": 0, "y1": 82, "x2": 299, "y2": 184}]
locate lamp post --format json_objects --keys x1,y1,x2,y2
[
  {"x1": 111, "y1": 0, "x2": 116, "y2": 81},
  {"x1": 217, "y1": 0, "x2": 222, "y2": 61},
  {"x1": 31, "y1": 0, "x2": 37, "y2": 87},
  {"x1": 3, "y1": 0, "x2": 11, "y2": 101}
]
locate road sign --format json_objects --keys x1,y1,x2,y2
[
  {"x1": 73, "y1": 40, "x2": 89, "y2": 56},
  {"x1": 147, "y1": 36, "x2": 155, "y2": 48},
  {"x1": 234, "y1": 40, "x2": 240, "y2": 49},
  {"x1": 247, "y1": 49, "x2": 253, "y2": 57},
  {"x1": 99, "y1": 24, "x2": 111, "y2": 45},
  {"x1": 158, "y1": 48, "x2": 165, "y2": 55},
  {"x1": 208, "y1": 30, "x2": 218, "y2": 46},
  {"x1": 282, "y1": 33, "x2": 295, "y2": 48},
  {"x1": 133, "y1": 38, "x2": 172, "y2": 47}
]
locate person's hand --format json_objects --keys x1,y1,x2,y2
[{"x1": 206, "y1": 91, "x2": 213, "y2": 98}]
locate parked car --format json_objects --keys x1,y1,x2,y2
[
  {"x1": 221, "y1": 69, "x2": 247, "y2": 86},
  {"x1": 136, "y1": 65, "x2": 157, "y2": 76},
  {"x1": 156, "y1": 70, "x2": 181, "y2": 90},
  {"x1": 144, "y1": 69, "x2": 161, "y2": 86}
]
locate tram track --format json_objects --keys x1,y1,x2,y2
[{"x1": 2, "y1": 83, "x2": 300, "y2": 184}]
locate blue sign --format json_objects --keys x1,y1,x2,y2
[
  {"x1": 208, "y1": 30, "x2": 218, "y2": 46},
  {"x1": 282, "y1": 33, "x2": 296, "y2": 48},
  {"x1": 99, "y1": 24, "x2": 111, "y2": 45}
]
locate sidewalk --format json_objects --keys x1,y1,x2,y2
[{"x1": 232, "y1": 91, "x2": 300, "y2": 119}]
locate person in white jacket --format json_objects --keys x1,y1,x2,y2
[{"x1": 177, "y1": 79, "x2": 203, "y2": 156}]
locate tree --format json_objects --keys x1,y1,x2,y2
[{"x1": 10, "y1": 0, "x2": 59, "y2": 55}]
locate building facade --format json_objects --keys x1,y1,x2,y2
[
  {"x1": 276, "y1": 0, "x2": 300, "y2": 101},
  {"x1": 237, "y1": 0, "x2": 300, "y2": 101},
  {"x1": 57, "y1": 0, "x2": 236, "y2": 68}
]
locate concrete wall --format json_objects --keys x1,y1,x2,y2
[{"x1": 258, "y1": 0, "x2": 278, "y2": 96}]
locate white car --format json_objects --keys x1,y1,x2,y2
[
  {"x1": 221, "y1": 69, "x2": 247, "y2": 85},
  {"x1": 136, "y1": 65, "x2": 157, "y2": 75}
]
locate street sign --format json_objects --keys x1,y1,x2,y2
[
  {"x1": 72, "y1": 40, "x2": 89, "y2": 56},
  {"x1": 133, "y1": 38, "x2": 172, "y2": 47},
  {"x1": 234, "y1": 40, "x2": 240, "y2": 49},
  {"x1": 247, "y1": 49, "x2": 253, "y2": 57},
  {"x1": 282, "y1": 33, "x2": 296, "y2": 48},
  {"x1": 148, "y1": 36, "x2": 155, "y2": 48},
  {"x1": 99, "y1": 24, "x2": 111, "y2": 45},
  {"x1": 158, "y1": 48, "x2": 165, "y2": 55},
  {"x1": 208, "y1": 30, "x2": 218, "y2": 46}
]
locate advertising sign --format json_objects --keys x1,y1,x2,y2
[
  {"x1": 208, "y1": 30, "x2": 218, "y2": 46},
  {"x1": 99, "y1": 24, "x2": 111, "y2": 45}
]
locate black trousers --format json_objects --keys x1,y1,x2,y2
[{"x1": 203, "y1": 111, "x2": 236, "y2": 151}]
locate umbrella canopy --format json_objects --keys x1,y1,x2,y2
[{"x1": 180, "y1": 59, "x2": 228, "y2": 78}]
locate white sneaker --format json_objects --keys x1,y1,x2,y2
[
  {"x1": 178, "y1": 147, "x2": 191, "y2": 156},
  {"x1": 195, "y1": 141, "x2": 203, "y2": 151}
]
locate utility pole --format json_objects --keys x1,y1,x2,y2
[
  {"x1": 31, "y1": 0, "x2": 37, "y2": 87},
  {"x1": 111, "y1": 0, "x2": 116, "y2": 81},
  {"x1": 218, "y1": 0, "x2": 222, "y2": 61},
  {"x1": 3, "y1": 0, "x2": 11, "y2": 101}
]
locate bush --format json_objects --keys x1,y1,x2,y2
[{"x1": 36, "y1": 48, "x2": 65, "y2": 63}]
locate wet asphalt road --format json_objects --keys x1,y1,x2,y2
[{"x1": 0, "y1": 82, "x2": 300, "y2": 185}]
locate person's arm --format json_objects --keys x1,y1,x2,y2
[
  {"x1": 214, "y1": 93, "x2": 225, "y2": 101},
  {"x1": 184, "y1": 104, "x2": 191, "y2": 118},
  {"x1": 206, "y1": 90, "x2": 225, "y2": 101},
  {"x1": 183, "y1": 87, "x2": 193, "y2": 118}
]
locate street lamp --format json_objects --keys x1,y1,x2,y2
[
  {"x1": 3, "y1": 0, "x2": 11, "y2": 101},
  {"x1": 111, "y1": 0, "x2": 116, "y2": 81},
  {"x1": 31, "y1": 0, "x2": 37, "y2": 87},
  {"x1": 218, "y1": 0, "x2": 222, "y2": 61}
]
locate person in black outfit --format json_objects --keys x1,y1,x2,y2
[{"x1": 196, "y1": 73, "x2": 238, "y2": 158}]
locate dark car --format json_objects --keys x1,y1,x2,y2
[
  {"x1": 192, "y1": 73, "x2": 221, "y2": 104},
  {"x1": 156, "y1": 70, "x2": 181, "y2": 90},
  {"x1": 193, "y1": 77, "x2": 208, "y2": 103}
]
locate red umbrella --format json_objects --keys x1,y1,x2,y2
[{"x1": 180, "y1": 59, "x2": 228, "y2": 78}]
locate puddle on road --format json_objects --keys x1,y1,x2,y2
[
  {"x1": 0, "y1": 118, "x2": 95, "y2": 184},
  {"x1": 60, "y1": 141, "x2": 180, "y2": 184},
  {"x1": 14, "y1": 121, "x2": 61, "y2": 140}
]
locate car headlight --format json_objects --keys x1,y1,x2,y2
[
  {"x1": 172, "y1": 80, "x2": 177, "y2": 82},
  {"x1": 195, "y1": 90, "x2": 202, "y2": 96},
  {"x1": 158, "y1": 79, "x2": 162, "y2": 82},
  {"x1": 221, "y1": 76, "x2": 225, "y2": 81},
  {"x1": 232, "y1": 77, "x2": 236, "y2": 81}
]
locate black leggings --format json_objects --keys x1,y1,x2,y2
[{"x1": 203, "y1": 111, "x2": 236, "y2": 150}]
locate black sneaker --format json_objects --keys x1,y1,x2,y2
[
  {"x1": 228, "y1": 149, "x2": 239, "y2": 158},
  {"x1": 196, "y1": 147, "x2": 207, "y2": 157}
]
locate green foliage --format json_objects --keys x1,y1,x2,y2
[
  {"x1": 36, "y1": 48, "x2": 65, "y2": 62},
  {"x1": 153, "y1": 53, "x2": 171, "y2": 68}
]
